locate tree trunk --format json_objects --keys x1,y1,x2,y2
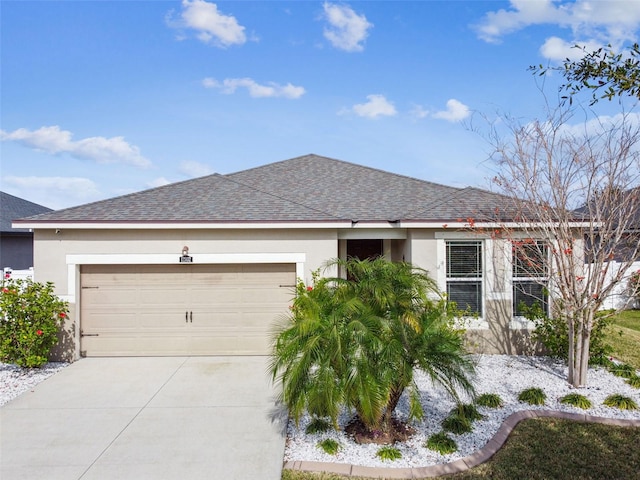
[
  {"x1": 567, "y1": 316, "x2": 576, "y2": 386},
  {"x1": 577, "y1": 315, "x2": 592, "y2": 387},
  {"x1": 381, "y1": 386, "x2": 403, "y2": 433},
  {"x1": 572, "y1": 319, "x2": 584, "y2": 388}
]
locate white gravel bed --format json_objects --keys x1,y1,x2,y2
[
  {"x1": 284, "y1": 355, "x2": 640, "y2": 469},
  {"x1": 0, "y1": 362, "x2": 68, "y2": 407}
]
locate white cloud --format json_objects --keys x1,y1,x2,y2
[
  {"x1": 0, "y1": 126, "x2": 151, "y2": 168},
  {"x1": 475, "y1": 0, "x2": 565, "y2": 43},
  {"x1": 3, "y1": 176, "x2": 100, "y2": 210},
  {"x1": 345, "y1": 94, "x2": 397, "y2": 119},
  {"x1": 179, "y1": 160, "x2": 214, "y2": 177},
  {"x1": 539, "y1": 36, "x2": 603, "y2": 62},
  {"x1": 432, "y1": 99, "x2": 471, "y2": 122},
  {"x1": 147, "y1": 177, "x2": 172, "y2": 188},
  {"x1": 475, "y1": 0, "x2": 640, "y2": 57},
  {"x1": 409, "y1": 105, "x2": 429, "y2": 119},
  {"x1": 322, "y1": 2, "x2": 373, "y2": 52},
  {"x1": 202, "y1": 77, "x2": 305, "y2": 99},
  {"x1": 167, "y1": 0, "x2": 246, "y2": 48},
  {"x1": 559, "y1": 111, "x2": 640, "y2": 138}
]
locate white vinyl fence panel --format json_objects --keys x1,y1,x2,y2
[
  {"x1": 598, "y1": 261, "x2": 640, "y2": 311},
  {"x1": 3, "y1": 267, "x2": 34, "y2": 282}
]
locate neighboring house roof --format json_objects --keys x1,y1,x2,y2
[
  {"x1": 1, "y1": 192, "x2": 52, "y2": 233},
  {"x1": 572, "y1": 186, "x2": 640, "y2": 230},
  {"x1": 13, "y1": 154, "x2": 517, "y2": 226}
]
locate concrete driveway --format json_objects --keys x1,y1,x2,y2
[{"x1": 0, "y1": 357, "x2": 288, "y2": 480}]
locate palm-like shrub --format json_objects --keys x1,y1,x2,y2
[{"x1": 270, "y1": 258, "x2": 476, "y2": 441}]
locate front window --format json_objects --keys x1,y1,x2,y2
[
  {"x1": 446, "y1": 241, "x2": 483, "y2": 316},
  {"x1": 512, "y1": 240, "x2": 548, "y2": 316}
]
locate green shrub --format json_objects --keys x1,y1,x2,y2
[
  {"x1": 608, "y1": 362, "x2": 636, "y2": 379},
  {"x1": 317, "y1": 438, "x2": 340, "y2": 455},
  {"x1": 376, "y1": 446, "x2": 402, "y2": 461},
  {"x1": 518, "y1": 387, "x2": 547, "y2": 406},
  {"x1": 0, "y1": 278, "x2": 68, "y2": 367},
  {"x1": 305, "y1": 417, "x2": 332, "y2": 434},
  {"x1": 425, "y1": 432, "x2": 458, "y2": 455},
  {"x1": 521, "y1": 302, "x2": 613, "y2": 364},
  {"x1": 626, "y1": 375, "x2": 640, "y2": 388},
  {"x1": 476, "y1": 393, "x2": 504, "y2": 408},
  {"x1": 559, "y1": 393, "x2": 592, "y2": 410},
  {"x1": 450, "y1": 403, "x2": 485, "y2": 421},
  {"x1": 442, "y1": 413, "x2": 473, "y2": 434},
  {"x1": 603, "y1": 394, "x2": 638, "y2": 410}
]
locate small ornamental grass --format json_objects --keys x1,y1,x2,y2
[
  {"x1": 450, "y1": 403, "x2": 485, "y2": 421},
  {"x1": 603, "y1": 394, "x2": 638, "y2": 410},
  {"x1": 305, "y1": 418, "x2": 332, "y2": 435},
  {"x1": 376, "y1": 446, "x2": 402, "y2": 461},
  {"x1": 317, "y1": 438, "x2": 340, "y2": 455},
  {"x1": 425, "y1": 432, "x2": 458, "y2": 455},
  {"x1": 559, "y1": 393, "x2": 592, "y2": 410},
  {"x1": 476, "y1": 392, "x2": 504, "y2": 408},
  {"x1": 626, "y1": 375, "x2": 640, "y2": 388},
  {"x1": 442, "y1": 413, "x2": 473, "y2": 435},
  {"x1": 608, "y1": 362, "x2": 636, "y2": 379},
  {"x1": 518, "y1": 387, "x2": 547, "y2": 406}
]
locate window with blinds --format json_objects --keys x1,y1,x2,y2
[
  {"x1": 512, "y1": 241, "x2": 548, "y2": 316},
  {"x1": 446, "y1": 241, "x2": 482, "y2": 316}
]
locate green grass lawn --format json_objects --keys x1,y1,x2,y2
[
  {"x1": 605, "y1": 309, "x2": 640, "y2": 369},
  {"x1": 282, "y1": 419, "x2": 640, "y2": 480}
]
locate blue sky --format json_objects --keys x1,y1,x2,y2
[{"x1": 2, "y1": 0, "x2": 639, "y2": 210}]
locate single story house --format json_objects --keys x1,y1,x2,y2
[
  {"x1": 14, "y1": 154, "x2": 559, "y2": 361},
  {"x1": 1, "y1": 191, "x2": 52, "y2": 271}
]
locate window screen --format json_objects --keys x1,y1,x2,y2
[
  {"x1": 513, "y1": 281, "x2": 548, "y2": 316},
  {"x1": 512, "y1": 241, "x2": 548, "y2": 316},
  {"x1": 446, "y1": 241, "x2": 482, "y2": 316}
]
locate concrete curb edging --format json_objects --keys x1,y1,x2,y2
[{"x1": 283, "y1": 411, "x2": 640, "y2": 479}]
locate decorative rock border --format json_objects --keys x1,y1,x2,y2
[{"x1": 283, "y1": 410, "x2": 640, "y2": 479}]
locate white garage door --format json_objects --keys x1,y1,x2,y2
[{"x1": 80, "y1": 263, "x2": 296, "y2": 356}]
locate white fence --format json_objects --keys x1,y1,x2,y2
[
  {"x1": 599, "y1": 261, "x2": 640, "y2": 311},
  {"x1": 2, "y1": 267, "x2": 34, "y2": 282}
]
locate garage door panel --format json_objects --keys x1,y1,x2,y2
[
  {"x1": 82, "y1": 334, "x2": 190, "y2": 356},
  {"x1": 195, "y1": 287, "x2": 242, "y2": 304},
  {"x1": 240, "y1": 287, "x2": 291, "y2": 304},
  {"x1": 139, "y1": 311, "x2": 190, "y2": 329},
  {"x1": 81, "y1": 263, "x2": 295, "y2": 356},
  {"x1": 82, "y1": 287, "x2": 139, "y2": 306},
  {"x1": 139, "y1": 286, "x2": 187, "y2": 306}
]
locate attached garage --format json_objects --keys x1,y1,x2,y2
[{"x1": 79, "y1": 263, "x2": 296, "y2": 356}]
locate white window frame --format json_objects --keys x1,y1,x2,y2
[
  {"x1": 511, "y1": 240, "x2": 549, "y2": 327},
  {"x1": 445, "y1": 240, "x2": 485, "y2": 323}
]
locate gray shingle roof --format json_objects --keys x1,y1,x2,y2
[
  {"x1": 1, "y1": 192, "x2": 52, "y2": 232},
  {"x1": 13, "y1": 154, "x2": 513, "y2": 225}
]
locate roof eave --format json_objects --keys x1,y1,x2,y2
[{"x1": 12, "y1": 220, "x2": 354, "y2": 230}]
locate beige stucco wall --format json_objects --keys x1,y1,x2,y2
[
  {"x1": 34, "y1": 228, "x2": 340, "y2": 294},
  {"x1": 35, "y1": 227, "x2": 341, "y2": 361},
  {"x1": 35, "y1": 226, "x2": 542, "y2": 361}
]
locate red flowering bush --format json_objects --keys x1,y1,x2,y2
[{"x1": 0, "y1": 278, "x2": 68, "y2": 367}]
